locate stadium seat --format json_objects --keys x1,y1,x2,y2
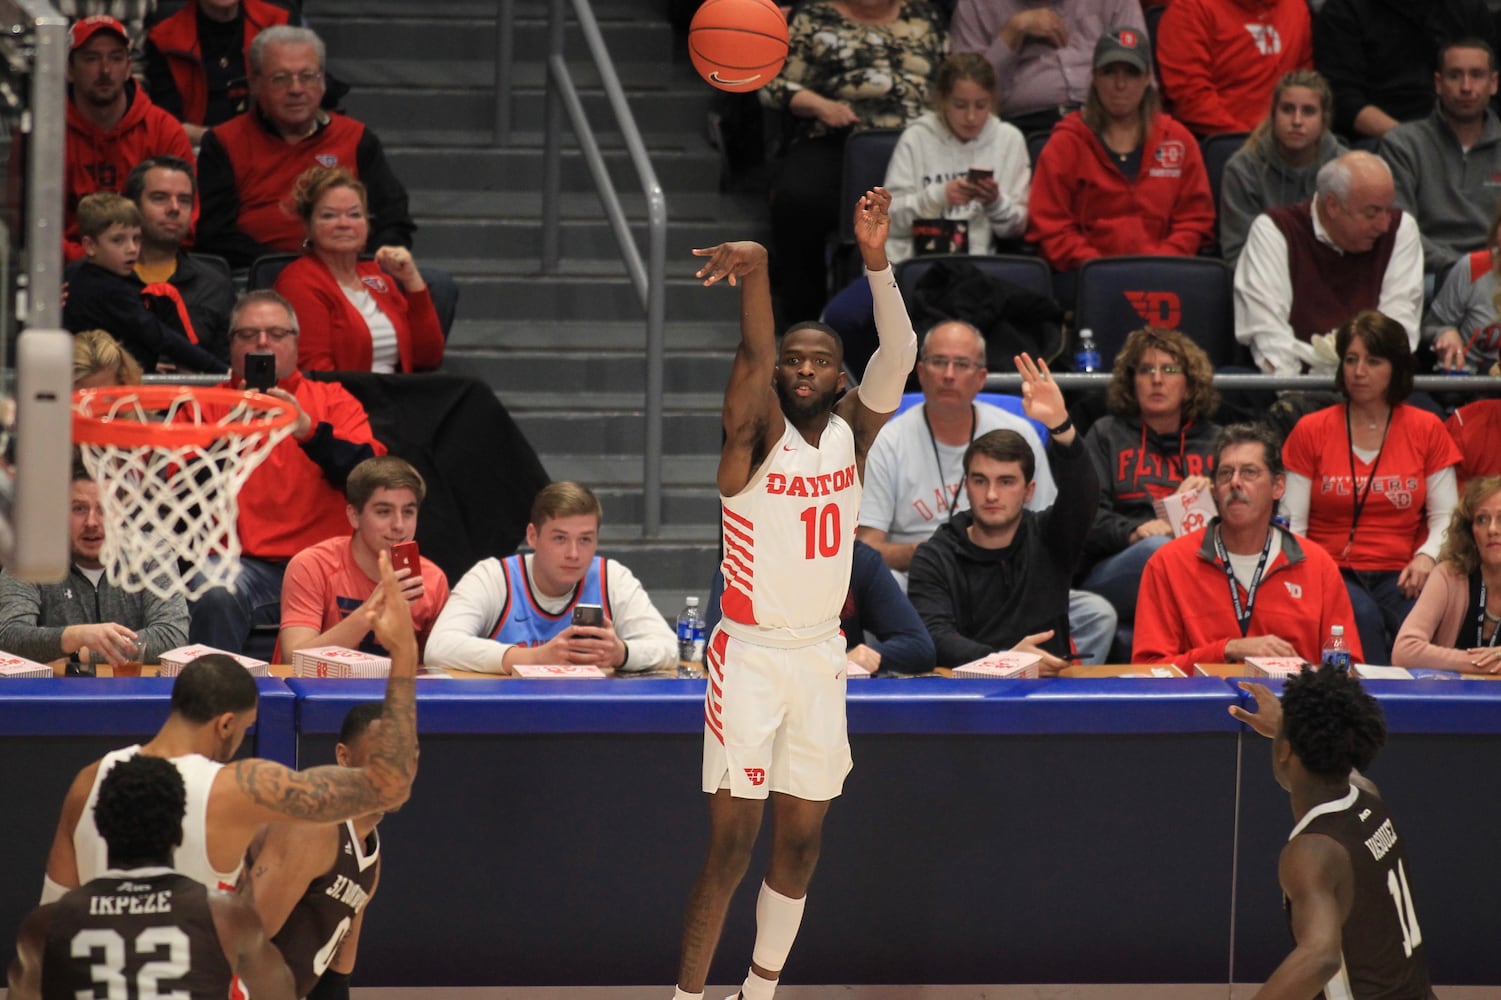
[
  {"x1": 1199, "y1": 131, "x2": 1249, "y2": 219},
  {"x1": 830, "y1": 128, "x2": 904, "y2": 292},
  {"x1": 1073, "y1": 255, "x2": 1235, "y2": 368},
  {"x1": 246, "y1": 252, "x2": 300, "y2": 291}
]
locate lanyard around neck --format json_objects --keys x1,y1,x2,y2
[
  {"x1": 1340, "y1": 404, "x2": 1392, "y2": 561},
  {"x1": 924, "y1": 404, "x2": 976, "y2": 513},
  {"x1": 1215, "y1": 525, "x2": 1274, "y2": 637}
]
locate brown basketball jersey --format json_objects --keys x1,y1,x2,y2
[
  {"x1": 42, "y1": 868, "x2": 234, "y2": 1000},
  {"x1": 272, "y1": 821, "x2": 379, "y2": 997},
  {"x1": 1285, "y1": 786, "x2": 1436, "y2": 1000}
]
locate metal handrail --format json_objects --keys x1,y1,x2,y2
[{"x1": 531, "y1": 0, "x2": 668, "y2": 538}]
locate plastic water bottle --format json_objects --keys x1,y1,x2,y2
[
  {"x1": 677, "y1": 596, "x2": 706, "y2": 678},
  {"x1": 1074, "y1": 328, "x2": 1101, "y2": 373},
  {"x1": 1321, "y1": 625, "x2": 1352, "y2": 672}
]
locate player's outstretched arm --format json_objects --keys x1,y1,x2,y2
[
  {"x1": 243, "y1": 822, "x2": 340, "y2": 936},
  {"x1": 215, "y1": 895, "x2": 297, "y2": 1000},
  {"x1": 41, "y1": 762, "x2": 100, "y2": 899},
  {"x1": 328, "y1": 856, "x2": 380, "y2": 976},
  {"x1": 229, "y1": 552, "x2": 418, "y2": 826},
  {"x1": 694, "y1": 241, "x2": 783, "y2": 496},
  {"x1": 1252, "y1": 836, "x2": 1352, "y2": 999},
  {"x1": 841, "y1": 188, "x2": 918, "y2": 473},
  {"x1": 6, "y1": 905, "x2": 53, "y2": 1000}
]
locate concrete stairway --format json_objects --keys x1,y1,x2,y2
[{"x1": 312, "y1": 0, "x2": 771, "y2": 614}]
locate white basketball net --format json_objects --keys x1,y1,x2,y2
[{"x1": 75, "y1": 388, "x2": 297, "y2": 602}]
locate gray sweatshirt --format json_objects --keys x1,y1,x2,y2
[
  {"x1": 0, "y1": 566, "x2": 189, "y2": 664},
  {"x1": 1219, "y1": 130, "x2": 1345, "y2": 268},
  {"x1": 1380, "y1": 107, "x2": 1501, "y2": 275}
]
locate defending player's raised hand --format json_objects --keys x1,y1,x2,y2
[
  {"x1": 692, "y1": 241, "x2": 767, "y2": 287},
  {"x1": 1229, "y1": 680, "x2": 1283, "y2": 739},
  {"x1": 853, "y1": 188, "x2": 892, "y2": 271},
  {"x1": 1015, "y1": 353, "x2": 1071, "y2": 443}
]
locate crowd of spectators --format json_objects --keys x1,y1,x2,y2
[{"x1": 14, "y1": 0, "x2": 1501, "y2": 675}]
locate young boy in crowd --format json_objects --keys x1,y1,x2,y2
[{"x1": 62, "y1": 192, "x2": 224, "y2": 374}]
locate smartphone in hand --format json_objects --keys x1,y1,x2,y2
[
  {"x1": 390, "y1": 541, "x2": 420, "y2": 576},
  {"x1": 966, "y1": 167, "x2": 994, "y2": 184},
  {"x1": 572, "y1": 604, "x2": 604, "y2": 628},
  {"x1": 244, "y1": 352, "x2": 277, "y2": 392}
]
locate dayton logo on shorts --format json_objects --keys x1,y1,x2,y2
[
  {"x1": 1124, "y1": 290, "x2": 1182, "y2": 328},
  {"x1": 744, "y1": 767, "x2": 766, "y2": 786}
]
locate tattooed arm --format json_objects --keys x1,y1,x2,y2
[{"x1": 225, "y1": 552, "x2": 420, "y2": 830}]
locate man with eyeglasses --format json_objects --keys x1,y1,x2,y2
[
  {"x1": 1234, "y1": 151, "x2": 1421, "y2": 376},
  {"x1": 188, "y1": 290, "x2": 387, "y2": 655},
  {"x1": 62, "y1": 14, "x2": 194, "y2": 262},
  {"x1": 196, "y1": 25, "x2": 414, "y2": 270},
  {"x1": 1133, "y1": 423, "x2": 1361, "y2": 673},
  {"x1": 857, "y1": 319, "x2": 1118, "y2": 663}
]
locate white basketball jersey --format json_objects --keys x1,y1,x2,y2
[
  {"x1": 720, "y1": 415, "x2": 860, "y2": 638},
  {"x1": 74, "y1": 745, "x2": 242, "y2": 890}
]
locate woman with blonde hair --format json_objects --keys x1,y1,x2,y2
[
  {"x1": 273, "y1": 165, "x2": 444, "y2": 373},
  {"x1": 1218, "y1": 69, "x2": 1345, "y2": 267},
  {"x1": 73, "y1": 329, "x2": 144, "y2": 389},
  {"x1": 1081, "y1": 326, "x2": 1220, "y2": 624},
  {"x1": 1393, "y1": 476, "x2": 1501, "y2": 672}
]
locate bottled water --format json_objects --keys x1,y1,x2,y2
[
  {"x1": 677, "y1": 596, "x2": 706, "y2": 678},
  {"x1": 1074, "y1": 328, "x2": 1101, "y2": 373},
  {"x1": 1321, "y1": 624, "x2": 1352, "y2": 672}
]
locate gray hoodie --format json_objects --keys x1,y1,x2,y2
[
  {"x1": 0, "y1": 565, "x2": 189, "y2": 664},
  {"x1": 1219, "y1": 130, "x2": 1345, "y2": 268},
  {"x1": 1380, "y1": 107, "x2": 1501, "y2": 275}
]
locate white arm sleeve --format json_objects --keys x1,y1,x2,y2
[
  {"x1": 1282, "y1": 472, "x2": 1312, "y2": 536},
  {"x1": 422, "y1": 559, "x2": 515, "y2": 674},
  {"x1": 1417, "y1": 466, "x2": 1459, "y2": 561},
  {"x1": 857, "y1": 264, "x2": 919, "y2": 414}
]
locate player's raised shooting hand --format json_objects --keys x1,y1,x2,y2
[
  {"x1": 853, "y1": 188, "x2": 892, "y2": 271},
  {"x1": 692, "y1": 241, "x2": 767, "y2": 287}
]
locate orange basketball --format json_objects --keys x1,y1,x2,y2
[{"x1": 689, "y1": 0, "x2": 790, "y2": 93}]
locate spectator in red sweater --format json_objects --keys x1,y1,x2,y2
[
  {"x1": 187, "y1": 289, "x2": 387, "y2": 654},
  {"x1": 1156, "y1": 0, "x2": 1314, "y2": 137},
  {"x1": 273, "y1": 166, "x2": 444, "y2": 373},
  {"x1": 63, "y1": 15, "x2": 194, "y2": 262},
  {"x1": 1026, "y1": 27, "x2": 1214, "y2": 277}
]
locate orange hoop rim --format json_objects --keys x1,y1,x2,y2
[{"x1": 73, "y1": 385, "x2": 299, "y2": 449}]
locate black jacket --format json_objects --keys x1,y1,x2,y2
[
  {"x1": 63, "y1": 260, "x2": 226, "y2": 373},
  {"x1": 908, "y1": 435, "x2": 1096, "y2": 667}
]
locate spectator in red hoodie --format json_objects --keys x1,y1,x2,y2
[
  {"x1": 1155, "y1": 0, "x2": 1314, "y2": 137},
  {"x1": 63, "y1": 15, "x2": 194, "y2": 262},
  {"x1": 1026, "y1": 27, "x2": 1214, "y2": 278}
]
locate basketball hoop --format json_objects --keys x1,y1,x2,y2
[{"x1": 72, "y1": 385, "x2": 298, "y2": 602}]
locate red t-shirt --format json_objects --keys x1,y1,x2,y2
[
  {"x1": 1445, "y1": 399, "x2": 1501, "y2": 485},
  {"x1": 280, "y1": 534, "x2": 450, "y2": 656},
  {"x1": 1283, "y1": 404, "x2": 1462, "y2": 570}
]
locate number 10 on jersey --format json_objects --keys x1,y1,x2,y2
[{"x1": 800, "y1": 504, "x2": 841, "y2": 559}]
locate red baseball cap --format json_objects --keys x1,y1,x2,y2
[{"x1": 69, "y1": 15, "x2": 129, "y2": 53}]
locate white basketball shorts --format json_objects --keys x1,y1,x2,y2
[{"x1": 701, "y1": 627, "x2": 852, "y2": 801}]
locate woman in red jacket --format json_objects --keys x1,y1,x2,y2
[
  {"x1": 1025, "y1": 27, "x2": 1213, "y2": 277},
  {"x1": 274, "y1": 165, "x2": 444, "y2": 373}
]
